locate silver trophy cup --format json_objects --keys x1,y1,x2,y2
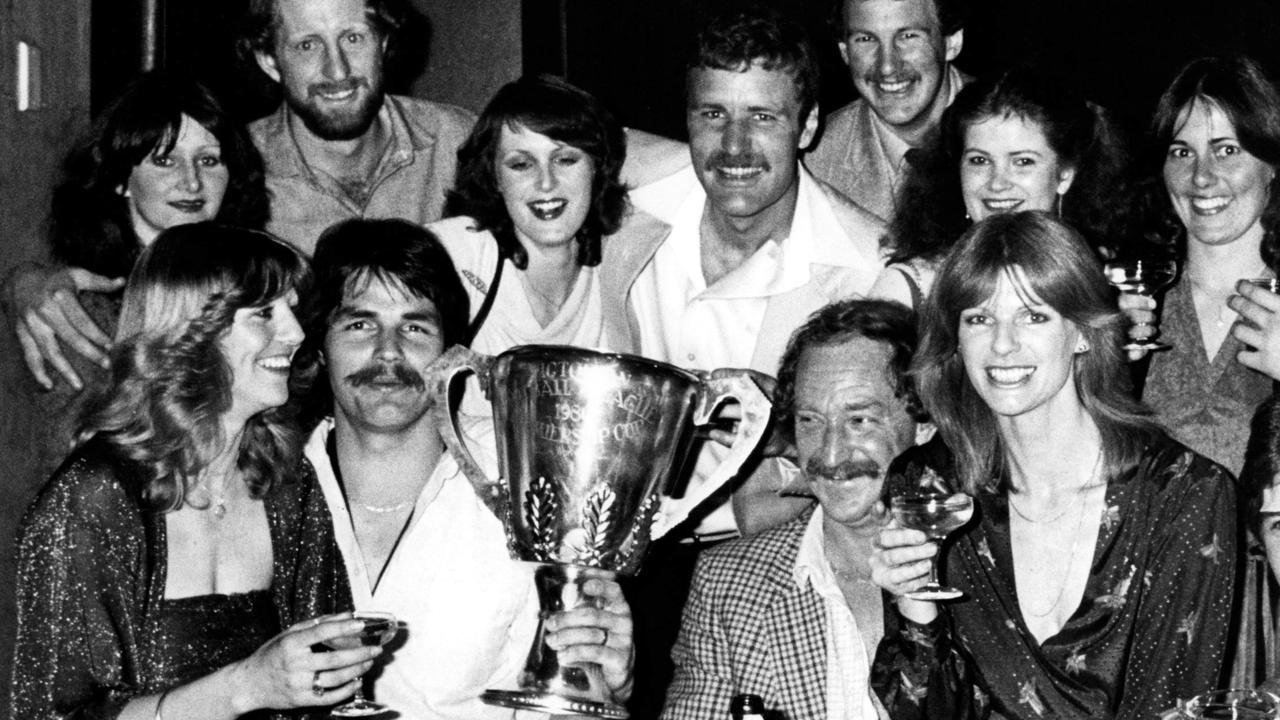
[{"x1": 431, "y1": 344, "x2": 770, "y2": 718}]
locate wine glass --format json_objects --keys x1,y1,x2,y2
[
  {"x1": 890, "y1": 493, "x2": 975, "y2": 601},
  {"x1": 1104, "y1": 259, "x2": 1178, "y2": 352},
  {"x1": 325, "y1": 611, "x2": 399, "y2": 718},
  {"x1": 1179, "y1": 688, "x2": 1278, "y2": 718}
]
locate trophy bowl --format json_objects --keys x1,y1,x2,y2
[{"x1": 431, "y1": 344, "x2": 769, "y2": 718}]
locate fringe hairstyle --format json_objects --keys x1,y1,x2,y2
[
  {"x1": 914, "y1": 212, "x2": 1160, "y2": 493},
  {"x1": 445, "y1": 74, "x2": 628, "y2": 270},
  {"x1": 77, "y1": 223, "x2": 312, "y2": 512},
  {"x1": 48, "y1": 71, "x2": 267, "y2": 279}
]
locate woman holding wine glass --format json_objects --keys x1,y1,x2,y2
[
  {"x1": 869, "y1": 212, "x2": 1237, "y2": 719},
  {"x1": 12, "y1": 224, "x2": 372, "y2": 719},
  {"x1": 1124, "y1": 55, "x2": 1280, "y2": 475}
]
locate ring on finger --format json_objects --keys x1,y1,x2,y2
[
  {"x1": 312, "y1": 671, "x2": 324, "y2": 697},
  {"x1": 600, "y1": 628, "x2": 610, "y2": 646}
]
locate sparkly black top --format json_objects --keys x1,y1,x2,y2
[
  {"x1": 872, "y1": 434, "x2": 1238, "y2": 720},
  {"x1": 11, "y1": 441, "x2": 351, "y2": 719}
]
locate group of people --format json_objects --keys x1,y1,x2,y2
[{"x1": 5, "y1": 0, "x2": 1280, "y2": 718}]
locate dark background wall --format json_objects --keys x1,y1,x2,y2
[{"x1": 85, "y1": 0, "x2": 1280, "y2": 141}]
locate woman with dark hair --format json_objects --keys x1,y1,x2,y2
[
  {"x1": 869, "y1": 212, "x2": 1236, "y2": 719},
  {"x1": 1124, "y1": 55, "x2": 1280, "y2": 476},
  {"x1": 433, "y1": 73, "x2": 666, "y2": 359},
  {"x1": 867, "y1": 67, "x2": 1129, "y2": 308},
  {"x1": 13, "y1": 70, "x2": 269, "y2": 481},
  {"x1": 12, "y1": 223, "x2": 367, "y2": 720}
]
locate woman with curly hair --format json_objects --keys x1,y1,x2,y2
[
  {"x1": 434, "y1": 73, "x2": 667, "y2": 359},
  {"x1": 867, "y1": 66, "x2": 1129, "y2": 309},
  {"x1": 12, "y1": 224, "x2": 369, "y2": 720},
  {"x1": 12, "y1": 70, "x2": 270, "y2": 482},
  {"x1": 1128, "y1": 55, "x2": 1280, "y2": 476}
]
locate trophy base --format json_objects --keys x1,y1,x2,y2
[{"x1": 482, "y1": 689, "x2": 629, "y2": 718}]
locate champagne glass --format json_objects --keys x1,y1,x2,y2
[
  {"x1": 1179, "y1": 688, "x2": 1278, "y2": 718},
  {"x1": 890, "y1": 493, "x2": 975, "y2": 601},
  {"x1": 325, "y1": 611, "x2": 399, "y2": 718},
  {"x1": 1104, "y1": 259, "x2": 1178, "y2": 352}
]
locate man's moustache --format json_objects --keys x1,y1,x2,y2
[
  {"x1": 805, "y1": 458, "x2": 881, "y2": 482},
  {"x1": 345, "y1": 362, "x2": 425, "y2": 391},
  {"x1": 705, "y1": 153, "x2": 771, "y2": 172}
]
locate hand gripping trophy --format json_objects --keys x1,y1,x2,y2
[{"x1": 431, "y1": 344, "x2": 770, "y2": 718}]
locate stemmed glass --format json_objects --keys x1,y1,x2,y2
[
  {"x1": 1104, "y1": 259, "x2": 1178, "y2": 352},
  {"x1": 1179, "y1": 688, "x2": 1278, "y2": 718},
  {"x1": 324, "y1": 611, "x2": 399, "y2": 718},
  {"x1": 890, "y1": 493, "x2": 975, "y2": 601}
]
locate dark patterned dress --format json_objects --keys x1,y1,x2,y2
[
  {"x1": 11, "y1": 441, "x2": 351, "y2": 719},
  {"x1": 872, "y1": 434, "x2": 1238, "y2": 720}
]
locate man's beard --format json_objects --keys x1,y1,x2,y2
[{"x1": 286, "y1": 76, "x2": 385, "y2": 142}]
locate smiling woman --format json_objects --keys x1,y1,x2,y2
[
  {"x1": 433, "y1": 74, "x2": 668, "y2": 372},
  {"x1": 12, "y1": 223, "x2": 366, "y2": 720},
  {"x1": 20, "y1": 70, "x2": 269, "y2": 491},
  {"x1": 869, "y1": 211, "x2": 1237, "y2": 719},
  {"x1": 1134, "y1": 55, "x2": 1280, "y2": 477},
  {"x1": 867, "y1": 66, "x2": 1130, "y2": 309}
]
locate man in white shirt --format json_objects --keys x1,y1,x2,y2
[
  {"x1": 299, "y1": 217, "x2": 634, "y2": 720},
  {"x1": 616, "y1": 7, "x2": 887, "y2": 716},
  {"x1": 805, "y1": 0, "x2": 968, "y2": 222},
  {"x1": 663, "y1": 299, "x2": 933, "y2": 720}
]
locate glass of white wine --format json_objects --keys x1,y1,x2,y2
[
  {"x1": 890, "y1": 493, "x2": 975, "y2": 601},
  {"x1": 1104, "y1": 258, "x2": 1178, "y2": 352},
  {"x1": 325, "y1": 611, "x2": 399, "y2": 718}
]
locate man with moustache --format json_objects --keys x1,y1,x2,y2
[
  {"x1": 618, "y1": 8, "x2": 885, "y2": 716},
  {"x1": 661, "y1": 299, "x2": 932, "y2": 720},
  {"x1": 805, "y1": 0, "x2": 967, "y2": 222},
  {"x1": 300, "y1": 218, "x2": 634, "y2": 719},
  {"x1": 239, "y1": 0, "x2": 475, "y2": 254}
]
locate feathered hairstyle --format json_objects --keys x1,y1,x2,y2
[
  {"x1": 446, "y1": 74, "x2": 628, "y2": 270},
  {"x1": 78, "y1": 223, "x2": 311, "y2": 512},
  {"x1": 914, "y1": 212, "x2": 1159, "y2": 493},
  {"x1": 48, "y1": 71, "x2": 267, "y2": 279}
]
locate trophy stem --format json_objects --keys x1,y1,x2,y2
[{"x1": 483, "y1": 563, "x2": 628, "y2": 718}]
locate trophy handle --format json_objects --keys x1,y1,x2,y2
[
  {"x1": 651, "y1": 372, "x2": 771, "y2": 539},
  {"x1": 428, "y1": 345, "x2": 509, "y2": 521}
]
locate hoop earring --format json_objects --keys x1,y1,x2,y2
[{"x1": 1056, "y1": 193, "x2": 1064, "y2": 217}]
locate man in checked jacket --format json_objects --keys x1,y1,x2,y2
[{"x1": 661, "y1": 299, "x2": 934, "y2": 720}]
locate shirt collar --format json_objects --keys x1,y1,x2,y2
[
  {"x1": 669, "y1": 165, "x2": 820, "y2": 299},
  {"x1": 865, "y1": 64, "x2": 968, "y2": 177},
  {"x1": 257, "y1": 95, "x2": 417, "y2": 182},
  {"x1": 793, "y1": 504, "x2": 842, "y2": 597}
]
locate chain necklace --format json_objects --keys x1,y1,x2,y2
[
  {"x1": 1014, "y1": 448, "x2": 1103, "y2": 619},
  {"x1": 351, "y1": 499, "x2": 415, "y2": 514},
  {"x1": 1007, "y1": 449, "x2": 1102, "y2": 524}
]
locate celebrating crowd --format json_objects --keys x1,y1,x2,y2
[{"x1": 5, "y1": 0, "x2": 1280, "y2": 718}]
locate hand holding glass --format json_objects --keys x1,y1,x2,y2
[
  {"x1": 324, "y1": 612, "x2": 399, "y2": 718},
  {"x1": 1104, "y1": 259, "x2": 1178, "y2": 352},
  {"x1": 890, "y1": 493, "x2": 974, "y2": 601}
]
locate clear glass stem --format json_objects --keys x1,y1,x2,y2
[{"x1": 926, "y1": 541, "x2": 941, "y2": 587}]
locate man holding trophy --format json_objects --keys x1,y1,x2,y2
[{"x1": 298, "y1": 218, "x2": 634, "y2": 720}]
